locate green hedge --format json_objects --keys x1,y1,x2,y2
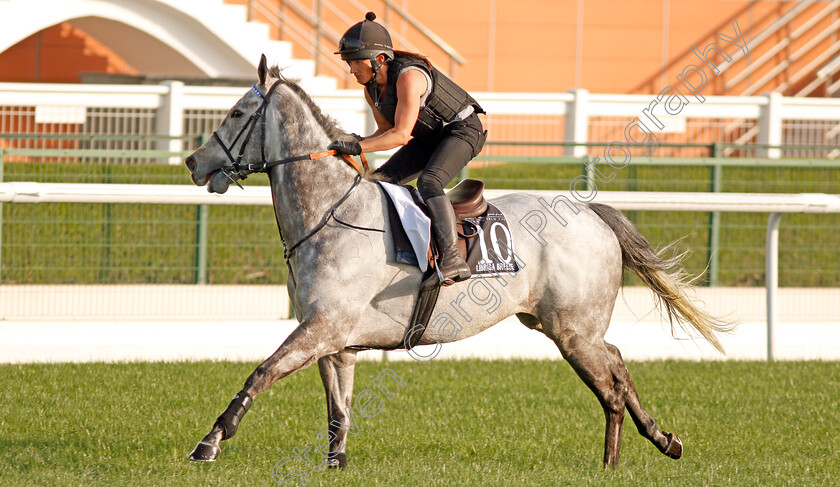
[{"x1": 2, "y1": 161, "x2": 838, "y2": 286}]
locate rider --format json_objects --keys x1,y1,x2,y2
[{"x1": 328, "y1": 12, "x2": 487, "y2": 286}]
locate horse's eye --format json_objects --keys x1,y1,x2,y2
[{"x1": 231, "y1": 109, "x2": 244, "y2": 119}]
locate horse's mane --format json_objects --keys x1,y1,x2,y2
[{"x1": 268, "y1": 66, "x2": 347, "y2": 141}]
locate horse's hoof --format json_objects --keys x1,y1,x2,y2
[
  {"x1": 661, "y1": 432, "x2": 683, "y2": 459},
  {"x1": 189, "y1": 442, "x2": 220, "y2": 462},
  {"x1": 327, "y1": 452, "x2": 347, "y2": 469}
]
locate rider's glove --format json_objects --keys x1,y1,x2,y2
[{"x1": 328, "y1": 140, "x2": 362, "y2": 156}]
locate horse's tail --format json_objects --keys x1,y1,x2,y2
[{"x1": 589, "y1": 202, "x2": 736, "y2": 354}]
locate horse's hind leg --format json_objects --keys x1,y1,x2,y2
[
  {"x1": 317, "y1": 350, "x2": 357, "y2": 469},
  {"x1": 604, "y1": 343, "x2": 683, "y2": 459},
  {"x1": 550, "y1": 330, "x2": 627, "y2": 467}
]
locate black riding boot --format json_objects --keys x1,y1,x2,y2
[{"x1": 426, "y1": 195, "x2": 471, "y2": 286}]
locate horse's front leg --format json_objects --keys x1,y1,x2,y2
[
  {"x1": 189, "y1": 318, "x2": 347, "y2": 462},
  {"x1": 317, "y1": 350, "x2": 358, "y2": 469}
]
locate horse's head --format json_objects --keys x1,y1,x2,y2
[
  {"x1": 186, "y1": 55, "x2": 354, "y2": 194},
  {"x1": 185, "y1": 54, "x2": 282, "y2": 193}
]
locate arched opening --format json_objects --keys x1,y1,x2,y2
[{"x1": 0, "y1": 18, "x2": 206, "y2": 83}]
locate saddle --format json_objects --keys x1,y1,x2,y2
[
  {"x1": 445, "y1": 179, "x2": 486, "y2": 265},
  {"x1": 447, "y1": 179, "x2": 488, "y2": 219},
  {"x1": 411, "y1": 179, "x2": 487, "y2": 264}
]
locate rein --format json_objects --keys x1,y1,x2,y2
[
  {"x1": 284, "y1": 173, "x2": 368, "y2": 260},
  {"x1": 239, "y1": 150, "x2": 368, "y2": 177},
  {"x1": 212, "y1": 80, "x2": 380, "y2": 264}
]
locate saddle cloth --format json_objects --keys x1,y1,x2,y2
[
  {"x1": 458, "y1": 203, "x2": 521, "y2": 277},
  {"x1": 358, "y1": 179, "x2": 521, "y2": 354},
  {"x1": 379, "y1": 179, "x2": 521, "y2": 279},
  {"x1": 379, "y1": 182, "x2": 431, "y2": 272}
]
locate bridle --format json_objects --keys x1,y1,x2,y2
[
  {"x1": 212, "y1": 80, "x2": 368, "y2": 187},
  {"x1": 211, "y1": 79, "x2": 379, "y2": 266}
]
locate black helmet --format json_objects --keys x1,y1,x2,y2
[{"x1": 334, "y1": 12, "x2": 394, "y2": 63}]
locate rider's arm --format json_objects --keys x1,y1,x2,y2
[{"x1": 359, "y1": 69, "x2": 426, "y2": 153}]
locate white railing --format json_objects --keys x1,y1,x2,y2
[
  {"x1": 3, "y1": 82, "x2": 840, "y2": 159},
  {"x1": 3, "y1": 182, "x2": 840, "y2": 360}
]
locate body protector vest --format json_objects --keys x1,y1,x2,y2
[{"x1": 367, "y1": 57, "x2": 485, "y2": 140}]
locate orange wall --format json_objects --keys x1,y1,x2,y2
[
  {"x1": 0, "y1": 1, "x2": 832, "y2": 96},
  {"x1": 242, "y1": 0, "x2": 830, "y2": 95},
  {"x1": 0, "y1": 23, "x2": 135, "y2": 83},
  {"x1": 402, "y1": 0, "x2": 796, "y2": 93}
]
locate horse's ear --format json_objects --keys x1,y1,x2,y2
[{"x1": 258, "y1": 54, "x2": 268, "y2": 86}]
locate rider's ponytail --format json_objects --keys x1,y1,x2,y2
[{"x1": 392, "y1": 50, "x2": 433, "y2": 70}]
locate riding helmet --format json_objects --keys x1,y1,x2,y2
[{"x1": 334, "y1": 12, "x2": 394, "y2": 63}]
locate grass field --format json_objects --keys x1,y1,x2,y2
[{"x1": 1, "y1": 359, "x2": 838, "y2": 486}]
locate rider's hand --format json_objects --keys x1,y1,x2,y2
[{"x1": 328, "y1": 140, "x2": 362, "y2": 156}]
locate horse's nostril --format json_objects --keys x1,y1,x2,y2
[{"x1": 185, "y1": 156, "x2": 196, "y2": 172}]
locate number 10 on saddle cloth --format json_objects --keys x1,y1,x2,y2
[{"x1": 459, "y1": 203, "x2": 521, "y2": 278}]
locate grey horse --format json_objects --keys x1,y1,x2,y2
[{"x1": 184, "y1": 56, "x2": 733, "y2": 469}]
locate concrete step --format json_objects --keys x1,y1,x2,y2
[{"x1": 158, "y1": 0, "x2": 332, "y2": 83}]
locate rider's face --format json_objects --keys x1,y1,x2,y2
[{"x1": 347, "y1": 59, "x2": 374, "y2": 84}]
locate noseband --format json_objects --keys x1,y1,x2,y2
[
  {"x1": 211, "y1": 81, "x2": 279, "y2": 188},
  {"x1": 212, "y1": 80, "x2": 367, "y2": 188}
]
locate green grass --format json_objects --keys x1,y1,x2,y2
[{"x1": 1, "y1": 360, "x2": 838, "y2": 486}]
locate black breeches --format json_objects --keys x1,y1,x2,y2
[{"x1": 376, "y1": 114, "x2": 486, "y2": 200}]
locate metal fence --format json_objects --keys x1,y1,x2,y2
[
  {"x1": 1, "y1": 82, "x2": 839, "y2": 292},
  {"x1": 2, "y1": 136, "x2": 839, "y2": 291},
  {"x1": 3, "y1": 83, "x2": 840, "y2": 162}
]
